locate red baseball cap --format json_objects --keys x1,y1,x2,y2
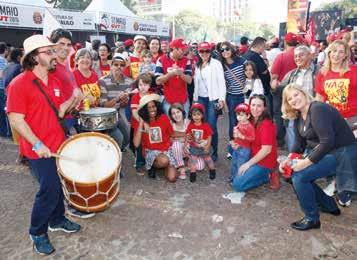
[
  {"x1": 285, "y1": 32, "x2": 298, "y2": 44},
  {"x1": 169, "y1": 38, "x2": 187, "y2": 49},
  {"x1": 190, "y1": 103, "x2": 205, "y2": 113},
  {"x1": 234, "y1": 103, "x2": 250, "y2": 114},
  {"x1": 198, "y1": 42, "x2": 211, "y2": 51},
  {"x1": 327, "y1": 33, "x2": 339, "y2": 43},
  {"x1": 124, "y1": 39, "x2": 134, "y2": 47}
]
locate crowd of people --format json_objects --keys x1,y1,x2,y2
[{"x1": 0, "y1": 27, "x2": 356, "y2": 255}]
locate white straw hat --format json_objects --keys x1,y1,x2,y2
[{"x1": 23, "y1": 34, "x2": 57, "y2": 59}]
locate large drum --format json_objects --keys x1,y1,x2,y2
[
  {"x1": 56, "y1": 132, "x2": 121, "y2": 212},
  {"x1": 79, "y1": 107, "x2": 118, "y2": 131}
]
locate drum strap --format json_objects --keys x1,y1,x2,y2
[{"x1": 32, "y1": 79, "x2": 69, "y2": 135}]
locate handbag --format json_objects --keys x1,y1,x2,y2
[
  {"x1": 32, "y1": 79, "x2": 69, "y2": 135},
  {"x1": 224, "y1": 64, "x2": 248, "y2": 93}
]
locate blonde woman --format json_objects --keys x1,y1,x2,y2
[
  {"x1": 281, "y1": 84, "x2": 356, "y2": 231},
  {"x1": 315, "y1": 40, "x2": 357, "y2": 136}
]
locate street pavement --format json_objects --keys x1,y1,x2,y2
[{"x1": 0, "y1": 115, "x2": 356, "y2": 259}]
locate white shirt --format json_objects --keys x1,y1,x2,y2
[{"x1": 196, "y1": 65, "x2": 210, "y2": 97}]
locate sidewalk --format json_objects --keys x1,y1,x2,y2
[{"x1": 0, "y1": 116, "x2": 356, "y2": 259}]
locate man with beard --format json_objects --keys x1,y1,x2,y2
[
  {"x1": 50, "y1": 29, "x2": 82, "y2": 133},
  {"x1": 6, "y1": 35, "x2": 81, "y2": 255}
]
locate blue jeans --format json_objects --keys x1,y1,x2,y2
[
  {"x1": 232, "y1": 164, "x2": 271, "y2": 192},
  {"x1": 286, "y1": 119, "x2": 295, "y2": 152},
  {"x1": 292, "y1": 154, "x2": 339, "y2": 221},
  {"x1": 28, "y1": 158, "x2": 65, "y2": 235},
  {"x1": 0, "y1": 89, "x2": 10, "y2": 137},
  {"x1": 230, "y1": 147, "x2": 251, "y2": 180},
  {"x1": 226, "y1": 93, "x2": 244, "y2": 140},
  {"x1": 108, "y1": 117, "x2": 130, "y2": 149},
  {"x1": 162, "y1": 98, "x2": 190, "y2": 117},
  {"x1": 197, "y1": 96, "x2": 219, "y2": 161}
]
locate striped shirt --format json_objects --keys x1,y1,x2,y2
[
  {"x1": 99, "y1": 73, "x2": 134, "y2": 109},
  {"x1": 223, "y1": 57, "x2": 247, "y2": 95}
]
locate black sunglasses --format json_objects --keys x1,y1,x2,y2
[
  {"x1": 220, "y1": 47, "x2": 230, "y2": 53},
  {"x1": 199, "y1": 49, "x2": 210, "y2": 54}
]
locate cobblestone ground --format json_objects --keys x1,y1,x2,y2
[{"x1": 0, "y1": 116, "x2": 356, "y2": 259}]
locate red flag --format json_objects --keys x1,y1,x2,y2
[{"x1": 305, "y1": 17, "x2": 315, "y2": 45}]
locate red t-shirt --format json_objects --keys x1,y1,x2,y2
[
  {"x1": 186, "y1": 122, "x2": 213, "y2": 147},
  {"x1": 233, "y1": 121, "x2": 255, "y2": 148},
  {"x1": 315, "y1": 66, "x2": 357, "y2": 118},
  {"x1": 251, "y1": 119, "x2": 277, "y2": 169},
  {"x1": 6, "y1": 71, "x2": 66, "y2": 159},
  {"x1": 100, "y1": 61, "x2": 110, "y2": 77},
  {"x1": 141, "y1": 114, "x2": 173, "y2": 151},
  {"x1": 51, "y1": 61, "x2": 78, "y2": 101},
  {"x1": 156, "y1": 55, "x2": 192, "y2": 104},
  {"x1": 130, "y1": 92, "x2": 142, "y2": 130},
  {"x1": 152, "y1": 53, "x2": 163, "y2": 64},
  {"x1": 271, "y1": 48, "x2": 297, "y2": 82},
  {"x1": 123, "y1": 55, "x2": 141, "y2": 79},
  {"x1": 239, "y1": 45, "x2": 249, "y2": 55},
  {"x1": 73, "y1": 69, "x2": 101, "y2": 107}
]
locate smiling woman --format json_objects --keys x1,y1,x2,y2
[{"x1": 280, "y1": 83, "x2": 357, "y2": 230}]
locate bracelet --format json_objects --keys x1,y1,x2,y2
[{"x1": 32, "y1": 141, "x2": 43, "y2": 151}]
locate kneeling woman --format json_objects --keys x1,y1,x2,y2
[
  {"x1": 133, "y1": 94, "x2": 177, "y2": 182},
  {"x1": 281, "y1": 84, "x2": 356, "y2": 231}
]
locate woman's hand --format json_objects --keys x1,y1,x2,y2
[
  {"x1": 238, "y1": 161, "x2": 252, "y2": 175},
  {"x1": 230, "y1": 140, "x2": 239, "y2": 150},
  {"x1": 291, "y1": 158, "x2": 312, "y2": 172}
]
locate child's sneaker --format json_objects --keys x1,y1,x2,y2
[
  {"x1": 136, "y1": 167, "x2": 146, "y2": 176},
  {"x1": 30, "y1": 234, "x2": 55, "y2": 255},
  {"x1": 190, "y1": 172, "x2": 197, "y2": 182},
  {"x1": 337, "y1": 191, "x2": 351, "y2": 207},
  {"x1": 209, "y1": 169, "x2": 216, "y2": 180}
]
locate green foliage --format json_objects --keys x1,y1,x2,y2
[
  {"x1": 122, "y1": 0, "x2": 139, "y2": 14},
  {"x1": 317, "y1": 0, "x2": 357, "y2": 19},
  {"x1": 45, "y1": 0, "x2": 91, "y2": 10}
]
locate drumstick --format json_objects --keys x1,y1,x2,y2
[{"x1": 51, "y1": 153, "x2": 88, "y2": 164}]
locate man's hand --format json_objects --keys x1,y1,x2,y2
[{"x1": 35, "y1": 144, "x2": 52, "y2": 158}]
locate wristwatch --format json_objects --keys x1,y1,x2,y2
[{"x1": 32, "y1": 141, "x2": 43, "y2": 151}]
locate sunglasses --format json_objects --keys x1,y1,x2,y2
[
  {"x1": 113, "y1": 63, "x2": 126, "y2": 67},
  {"x1": 199, "y1": 49, "x2": 211, "y2": 54},
  {"x1": 220, "y1": 47, "x2": 230, "y2": 53},
  {"x1": 38, "y1": 49, "x2": 56, "y2": 56}
]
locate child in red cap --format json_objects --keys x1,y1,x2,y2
[
  {"x1": 185, "y1": 103, "x2": 216, "y2": 182},
  {"x1": 229, "y1": 103, "x2": 255, "y2": 183}
]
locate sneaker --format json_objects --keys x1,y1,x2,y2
[
  {"x1": 226, "y1": 152, "x2": 232, "y2": 159},
  {"x1": 30, "y1": 234, "x2": 55, "y2": 255},
  {"x1": 190, "y1": 172, "x2": 197, "y2": 183},
  {"x1": 323, "y1": 181, "x2": 336, "y2": 196},
  {"x1": 337, "y1": 191, "x2": 352, "y2": 207},
  {"x1": 209, "y1": 169, "x2": 216, "y2": 180},
  {"x1": 67, "y1": 206, "x2": 96, "y2": 219},
  {"x1": 136, "y1": 167, "x2": 146, "y2": 176},
  {"x1": 179, "y1": 172, "x2": 187, "y2": 180},
  {"x1": 49, "y1": 218, "x2": 81, "y2": 233},
  {"x1": 148, "y1": 168, "x2": 156, "y2": 179}
]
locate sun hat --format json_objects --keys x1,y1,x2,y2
[
  {"x1": 23, "y1": 34, "x2": 57, "y2": 59},
  {"x1": 137, "y1": 94, "x2": 161, "y2": 111}
]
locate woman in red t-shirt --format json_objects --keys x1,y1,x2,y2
[
  {"x1": 133, "y1": 94, "x2": 177, "y2": 182},
  {"x1": 93, "y1": 43, "x2": 111, "y2": 78},
  {"x1": 315, "y1": 40, "x2": 357, "y2": 137},
  {"x1": 73, "y1": 48, "x2": 101, "y2": 107},
  {"x1": 232, "y1": 94, "x2": 278, "y2": 192}
]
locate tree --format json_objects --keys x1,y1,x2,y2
[
  {"x1": 317, "y1": 0, "x2": 357, "y2": 19},
  {"x1": 44, "y1": 0, "x2": 91, "y2": 10},
  {"x1": 121, "y1": 0, "x2": 139, "y2": 14}
]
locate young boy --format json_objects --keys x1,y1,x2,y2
[
  {"x1": 139, "y1": 49, "x2": 156, "y2": 75},
  {"x1": 229, "y1": 103, "x2": 255, "y2": 183}
]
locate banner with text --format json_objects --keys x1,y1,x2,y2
[{"x1": 0, "y1": 3, "x2": 95, "y2": 30}]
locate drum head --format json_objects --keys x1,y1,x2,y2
[{"x1": 58, "y1": 133, "x2": 121, "y2": 184}]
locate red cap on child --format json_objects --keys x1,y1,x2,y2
[
  {"x1": 234, "y1": 103, "x2": 250, "y2": 114},
  {"x1": 190, "y1": 103, "x2": 205, "y2": 113}
]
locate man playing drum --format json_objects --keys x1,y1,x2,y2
[{"x1": 6, "y1": 35, "x2": 81, "y2": 255}]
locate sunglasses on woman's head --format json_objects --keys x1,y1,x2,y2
[
  {"x1": 251, "y1": 94, "x2": 266, "y2": 100},
  {"x1": 220, "y1": 47, "x2": 230, "y2": 53},
  {"x1": 199, "y1": 49, "x2": 210, "y2": 54}
]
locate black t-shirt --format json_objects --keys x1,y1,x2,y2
[
  {"x1": 243, "y1": 50, "x2": 271, "y2": 93},
  {"x1": 292, "y1": 101, "x2": 355, "y2": 163}
]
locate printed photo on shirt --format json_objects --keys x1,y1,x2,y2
[
  {"x1": 149, "y1": 127, "x2": 162, "y2": 143},
  {"x1": 192, "y1": 129, "x2": 203, "y2": 143}
]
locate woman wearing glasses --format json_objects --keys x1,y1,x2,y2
[
  {"x1": 219, "y1": 41, "x2": 247, "y2": 158},
  {"x1": 193, "y1": 42, "x2": 226, "y2": 161},
  {"x1": 232, "y1": 94, "x2": 278, "y2": 192}
]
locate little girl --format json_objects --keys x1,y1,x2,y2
[
  {"x1": 229, "y1": 103, "x2": 255, "y2": 183},
  {"x1": 139, "y1": 49, "x2": 156, "y2": 75},
  {"x1": 169, "y1": 103, "x2": 191, "y2": 180},
  {"x1": 185, "y1": 103, "x2": 216, "y2": 182},
  {"x1": 130, "y1": 73, "x2": 152, "y2": 175},
  {"x1": 244, "y1": 61, "x2": 264, "y2": 100}
]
